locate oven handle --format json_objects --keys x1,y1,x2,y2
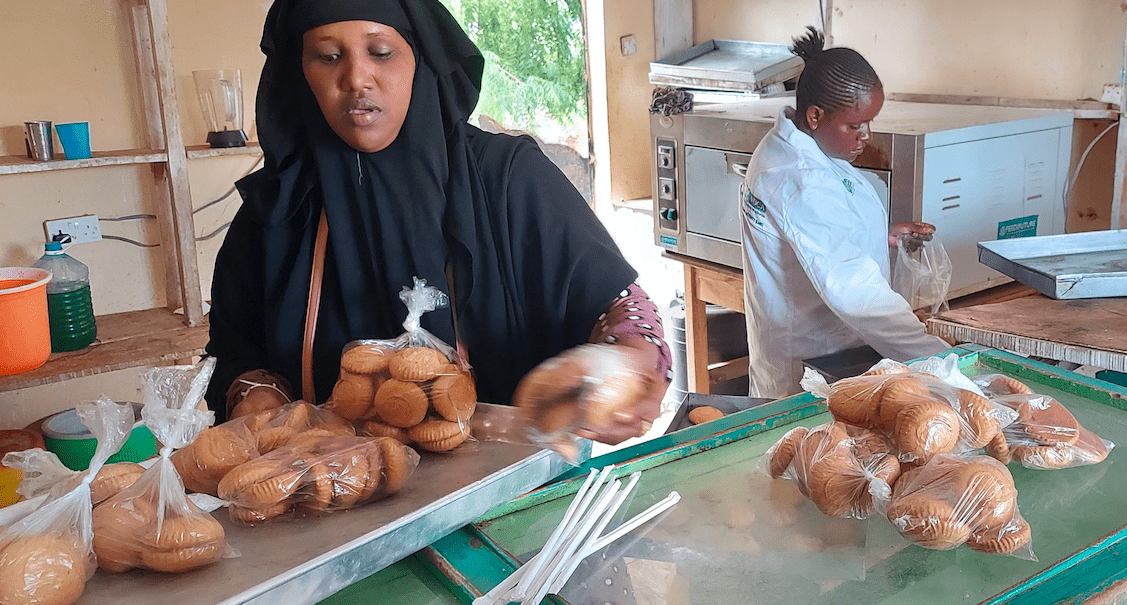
[{"x1": 726, "y1": 152, "x2": 752, "y2": 178}]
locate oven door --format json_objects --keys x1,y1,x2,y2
[{"x1": 683, "y1": 145, "x2": 751, "y2": 269}]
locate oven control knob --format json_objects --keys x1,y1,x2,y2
[{"x1": 659, "y1": 208, "x2": 678, "y2": 221}]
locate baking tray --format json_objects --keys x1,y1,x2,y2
[
  {"x1": 78, "y1": 439, "x2": 573, "y2": 605},
  {"x1": 649, "y1": 39, "x2": 803, "y2": 92},
  {"x1": 978, "y1": 230, "x2": 1127, "y2": 299}
]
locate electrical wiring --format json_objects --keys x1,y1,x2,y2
[
  {"x1": 196, "y1": 221, "x2": 233, "y2": 242},
  {"x1": 1062, "y1": 121, "x2": 1118, "y2": 217},
  {"x1": 101, "y1": 235, "x2": 160, "y2": 248}
]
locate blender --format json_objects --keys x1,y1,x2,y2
[{"x1": 193, "y1": 69, "x2": 248, "y2": 148}]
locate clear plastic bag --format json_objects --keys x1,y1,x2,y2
[
  {"x1": 0, "y1": 396, "x2": 135, "y2": 604},
  {"x1": 760, "y1": 421, "x2": 900, "y2": 519},
  {"x1": 172, "y1": 400, "x2": 355, "y2": 495},
  {"x1": 986, "y1": 392, "x2": 1114, "y2": 469},
  {"x1": 327, "y1": 277, "x2": 476, "y2": 454},
  {"x1": 217, "y1": 435, "x2": 420, "y2": 525},
  {"x1": 802, "y1": 358, "x2": 1017, "y2": 464},
  {"x1": 514, "y1": 343, "x2": 653, "y2": 463},
  {"x1": 886, "y1": 453, "x2": 1035, "y2": 559},
  {"x1": 91, "y1": 357, "x2": 233, "y2": 573},
  {"x1": 892, "y1": 233, "x2": 952, "y2": 316}
]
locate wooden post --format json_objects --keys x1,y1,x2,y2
[
  {"x1": 144, "y1": 0, "x2": 205, "y2": 326},
  {"x1": 1113, "y1": 25, "x2": 1127, "y2": 230},
  {"x1": 130, "y1": 3, "x2": 184, "y2": 313}
]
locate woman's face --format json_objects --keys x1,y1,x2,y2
[
  {"x1": 302, "y1": 20, "x2": 416, "y2": 153},
  {"x1": 805, "y1": 86, "x2": 884, "y2": 162}
]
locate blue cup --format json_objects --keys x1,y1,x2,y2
[{"x1": 55, "y1": 122, "x2": 92, "y2": 160}]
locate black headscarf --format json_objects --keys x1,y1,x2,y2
[{"x1": 207, "y1": 0, "x2": 636, "y2": 416}]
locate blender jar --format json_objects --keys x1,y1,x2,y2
[{"x1": 193, "y1": 69, "x2": 248, "y2": 148}]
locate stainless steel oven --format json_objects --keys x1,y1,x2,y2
[{"x1": 651, "y1": 96, "x2": 1073, "y2": 299}]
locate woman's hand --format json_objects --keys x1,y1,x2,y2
[
  {"x1": 889, "y1": 221, "x2": 936, "y2": 253},
  {"x1": 513, "y1": 341, "x2": 665, "y2": 446}
]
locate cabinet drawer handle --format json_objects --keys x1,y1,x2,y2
[
  {"x1": 942, "y1": 204, "x2": 961, "y2": 211},
  {"x1": 943, "y1": 177, "x2": 962, "y2": 184}
]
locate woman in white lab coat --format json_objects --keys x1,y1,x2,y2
[{"x1": 740, "y1": 27, "x2": 949, "y2": 398}]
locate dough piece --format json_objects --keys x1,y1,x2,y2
[
  {"x1": 956, "y1": 389, "x2": 1000, "y2": 448},
  {"x1": 986, "y1": 431, "x2": 1012, "y2": 464},
  {"x1": 90, "y1": 462, "x2": 145, "y2": 505},
  {"x1": 326, "y1": 449, "x2": 371, "y2": 508},
  {"x1": 1013, "y1": 396, "x2": 1081, "y2": 446},
  {"x1": 0, "y1": 534, "x2": 87, "y2": 605},
  {"x1": 373, "y1": 380, "x2": 430, "y2": 428},
  {"x1": 378, "y1": 438, "x2": 413, "y2": 494},
  {"x1": 877, "y1": 375, "x2": 934, "y2": 432},
  {"x1": 893, "y1": 401, "x2": 960, "y2": 463},
  {"x1": 966, "y1": 516, "x2": 1032, "y2": 555},
  {"x1": 340, "y1": 344, "x2": 394, "y2": 375},
  {"x1": 1011, "y1": 443, "x2": 1074, "y2": 469},
  {"x1": 148, "y1": 513, "x2": 224, "y2": 551},
  {"x1": 887, "y1": 494, "x2": 970, "y2": 550},
  {"x1": 827, "y1": 375, "x2": 885, "y2": 428},
  {"x1": 389, "y1": 347, "x2": 449, "y2": 382},
  {"x1": 688, "y1": 406, "x2": 724, "y2": 425},
  {"x1": 140, "y1": 542, "x2": 223, "y2": 573},
  {"x1": 408, "y1": 419, "x2": 470, "y2": 452},
  {"x1": 299, "y1": 463, "x2": 335, "y2": 513},
  {"x1": 430, "y1": 371, "x2": 478, "y2": 423},
  {"x1": 328, "y1": 371, "x2": 376, "y2": 421},
  {"x1": 229, "y1": 502, "x2": 292, "y2": 526}
]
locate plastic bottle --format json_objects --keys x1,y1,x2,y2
[{"x1": 32, "y1": 241, "x2": 97, "y2": 352}]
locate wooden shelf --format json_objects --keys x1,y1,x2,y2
[
  {"x1": 186, "y1": 142, "x2": 262, "y2": 160},
  {"x1": 0, "y1": 149, "x2": 168, "y2": 175},
  {"x1": 0, "y1": 308, "x2": 209, "y2": 393}
]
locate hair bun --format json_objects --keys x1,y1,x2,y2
[{"x1": 790, "y1": 25, "x2": 826, "y2": 60}]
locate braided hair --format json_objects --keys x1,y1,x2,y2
[{"x1": 791, "y1": 26, "x2": 881, "y2": 118}]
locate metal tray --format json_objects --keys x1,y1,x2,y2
[
  {"x1": 79, "y1": 440, "x2": 572, "y2": 605},
  {"x1": 978, "y1": 230, "x2": 1127, "y2": 299},
  {"x1": 649, "y1": 39, "x2": 803, "y2": 92}
]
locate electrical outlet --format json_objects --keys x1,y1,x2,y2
[{"x1": 44, "y1": 214, "x2": 102, "y2": 245}]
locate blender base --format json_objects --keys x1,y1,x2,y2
[{"x1": 207, "y1": 130, "x2": 248, "y2": 148}]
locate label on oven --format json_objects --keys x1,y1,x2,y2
[
  {"x1": 660, "y1": 235, "x2": 678, "y2": 246},
  {"x1": 997, "y1": 215, "x2": 1038, "y2": 240}
]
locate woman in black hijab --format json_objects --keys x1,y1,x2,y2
[{"x1": 204, "y1": 0, "x2": 671, "y2": 444}]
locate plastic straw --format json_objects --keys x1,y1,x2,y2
[
  {"x1": 586, "y1": 491, "x2": 680, "y2": 554},
  {"x1": 547, "y1": 472, "x2": 643, "y2": 593}
]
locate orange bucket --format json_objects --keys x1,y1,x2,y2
[{"x1": 0, "y1": 267, "x2": 53, "y2": 375}]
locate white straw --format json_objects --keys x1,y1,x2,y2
[
  {"x1": 585, "y1": 491, "x2": 680, "y2": 554},
  {"x1": 525, "y1": 478, "x2": 624, "y2": 605},
  {"x1": 512, "y1": 466, "x2": 605, "y2": 600},
  {"x1": 547, "y1": 472, "x2": 643, "y2": 593}
]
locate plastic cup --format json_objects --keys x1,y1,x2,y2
[{"x1": 55, "y1": 122, "x2": 92, "y2": 160}]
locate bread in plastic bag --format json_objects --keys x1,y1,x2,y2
[
  {"x1": 761, "y1": 421, "x2": 901, "y2": 519},
  {"x1": 329, "y1": 277, "x2": 476, "y2": 453},
  {"x1": 0, "y1": 397, "x2": 135, "y2": 605},
  {"x1": 886, "y1": 453, "x2": 1034, "y2": 558},
  {"x1": 985, "y1": 390, "x2": 1113, "y2": 470},
  {"x1": 803, "y1": 358, "x2": 1017, "y2": 464},
  {"x1": 217, "y1": 434, "x2": 420, "y2": 525},
  {"x1": 513, "y1": 343, "x2": 652, "y2": 463},
  {"x1": 92, "y1": 357, "x2": 231, "y2": 573},
  {"x1": 172, "y1": 400, "x2": 355, "y2": 495}
]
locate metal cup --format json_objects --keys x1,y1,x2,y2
[{"x1": 24, "y1": 121, "x2": 54, "y2": 161}]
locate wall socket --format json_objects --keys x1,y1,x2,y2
[{"x1": 44, "y1": 214, "x2": 102, "y2": 245}]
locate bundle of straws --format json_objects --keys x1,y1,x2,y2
[{"x1": 474, "y1": 464, "x2": 680, "y2": 605}]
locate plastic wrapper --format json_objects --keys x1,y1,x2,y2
[
  {"x1": 886, "y1": 453, "x2": 1035, "y2": 559},
  {"x1": 986, "y1": 390, "x2": 1114, "y2": 470},
  {"x1": 92, "y1": 357, "x2": 234, "y2": 573},
  {"x1": 802, "y1": 357, "x2": 1017, "y2": 464},
  {"x1": 892, "y1": 233, "x2": 952, "y2": 317},
  {"x1": 513, "y1": 343, "x2": 654, "y2": 463},
  {"x1": 760, "y1": 421, "x2": 901, "y2": 519},
  {"x1": 0, "y1": 397, "x2": 134, "y2": 605},
  {"x1": 172, "y1": 400, "x2": 355, "y2": 495},
  {"x1": 327, "y1": 277, "x2": 476, "y2": 453},
  {"x1": 216, "y1": 434, "x2": 420, "y2": 525}
]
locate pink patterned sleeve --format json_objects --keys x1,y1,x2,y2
[{"x1": 589, "y1": 283, "x2": 673, "y2": 385}]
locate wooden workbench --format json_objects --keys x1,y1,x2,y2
[
  {"x1": 667, "y1": 250, "x2": 1049, "y2": 394},
  {"x1": 927, "y1": 294, "x2": 1127, "y2": 373}
]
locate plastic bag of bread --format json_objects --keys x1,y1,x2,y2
[
  {"x1": 761, "y1": 421, "x2": 901, "y2": 519},
  {"x1": 0, "y1": 397, "x2": 136, "y2": 605},
  {"x1": 983, "y1": 391, "x2": 1113, "y2": 470},
  {"x1": 802, "y1": 361, "x2": 1016, "y2": 464},
  {"x1": 512, "y1": 343, "x2": 659, "y2": 463},
  {"x1": 217, "y1": 434, "x2": 419, "y2": 525},
  {"x1": 172, "y1": 400, "x2": 355, "y2": 495},
  {"x1": 886, "y1": 453, "x2": 1034, "y2": 559},
  {"x1": 326, "y1": 277, "x2": 476, "y2": 454},
  {"x1": 93, "y1": 358, "x2": 232, "y2": 573}
]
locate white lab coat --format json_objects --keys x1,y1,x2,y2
[{"x1": 740, "y1": 107, "x2": 948, "y2": 398}]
